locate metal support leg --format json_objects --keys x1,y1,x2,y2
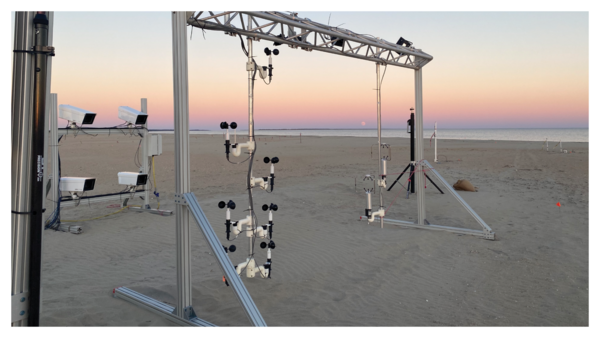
[
  {"x1": 414, "y1": 68, "x2": 426, "y2": 226},
  {"x1": 376, "y1": 62, "x2": 383, "y2": 229},
  {"x1": 172, "y1": 10, "x2": 193, "y2": 318},
  {"x1": 387, "y1": 163, "x2": 411, "y2": 191},
  {"x1": 425, "y1": 172, "x2": 444, "y2": 194},
  {"x1": 50, "y1": 94, "x2": 58, "y2": 218}
]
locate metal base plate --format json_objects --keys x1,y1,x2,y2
[
  {"x1": 378, "y1": 217, "x2": 495, "y2": 240},
  {"x1": 113, "y1": 287, "x2": 215, "y2": 326},
  {"x1": 129, "y1": 207, "x2": 173, "y2": 216}
]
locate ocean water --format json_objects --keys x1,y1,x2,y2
[{"x1": 158, "y1": 128, "x2": 588, "y2": 143}]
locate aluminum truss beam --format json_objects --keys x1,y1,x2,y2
[{"x1": 188, "y1": 11, "x2": 433, "y2": 69}]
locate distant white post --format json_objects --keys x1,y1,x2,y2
[{"x1": 434, "y1": 122, "x2": 438, "y2": 163}]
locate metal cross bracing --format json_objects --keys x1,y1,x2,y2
[{"x1": 187, "y1": 11, "x2": 433, "y2": 69}]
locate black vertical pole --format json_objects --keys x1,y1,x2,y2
[
  {"x1": 28, "y1": 11, "x2": 50, "y2": 326},
  {"x1": 409, "y1": 112, "x2": 415, "y2": 194}
]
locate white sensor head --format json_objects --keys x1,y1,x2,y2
[
  {"x1": 60, "y1": 177, "x2": 96, "y2": 193},
  {"x1": 118, "y1": 106, "x2": 148, "y2": 126},
  {"x1": 59, "y1": 105, "x2": 97, "y2": 126},
  {"x1": 118, "y1": 172, "x2": 148, "y2": 186}
]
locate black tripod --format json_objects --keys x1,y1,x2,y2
[{"x1": 387, "y1": 111, "x2": 443, "y2": 194}]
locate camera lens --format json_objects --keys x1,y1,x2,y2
[
  {"x1": 271, "y1": 157, "x2": 279, "y2": 164},
  {"x1": 262, "y1": 204, "x2": 269, "y2": 211},
  {"x1": 230, "y1": 122, "x2": 237, "y2": 129},
  {"x1": 228, "y1": 200, "x2": 236, "y2": 210},
  {"x1": 260, "y1": 242, "x2": 267, "y2": 249},
  {"x1": 273, "y1": 49, "x2": 279, "y2": 56},
  {"x1": 264, "y1": 47, "x2": 271, "y2": 56},
  {"x1": 218, "y1": 201, "x2": 226, "y2": 209},
  {"x1": 220, "y1": 122, "x2": 228, "y2": 129},
  {"x1": 270, "y1": 203, "x2": 278, "y2": 211},
  {"x1": 229, "y1": 245, "x2": 236, "y2": 253},
  {"x1": 263, "y1": 157, "x2": 270, "y2": 164}
]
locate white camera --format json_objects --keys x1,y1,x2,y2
[
  {"x1": 60, "y1": 177, "x2": 96, "y2": 199},
  {"x1": 118, "y1": 172, "x2": 148, "y2": 186},
  {"x1": 59, "y1": 105, "x2": 97, "y2": 128},
  {"x1": 118, "y1": 106, "x2": 148, "y2": 126}
]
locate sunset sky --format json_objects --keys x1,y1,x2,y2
[{"x1": 11, "y1": 9, "x2": 589, "y2": 130}]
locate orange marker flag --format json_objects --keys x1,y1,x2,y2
[{"x1": 556, "y1": 202, "x2": 561, "y2": 207}]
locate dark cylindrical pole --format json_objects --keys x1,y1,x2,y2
[
  {"x1": 410, "y1": 112, "x2": 415, "y2": 194},
  {"x1": 28, "y1": 11, "x2": 50, "y2": 326}
]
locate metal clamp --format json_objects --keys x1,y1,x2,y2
[
  {"x1": 34, "y1": 45, "x2": 55, "y2": 53},
  {"x1": 11, "y1": 292, "x2": 29, "y2": 323},
  {"x1": 174, "y1": 193, "x2": 188, "y2": 205}
]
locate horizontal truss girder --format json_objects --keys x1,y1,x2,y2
[{"x1": 187, "y1": 11, "x2": 433, "y2": 69}]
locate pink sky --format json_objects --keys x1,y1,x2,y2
[{"x1": 46, "y1": 12, "x2": 588, "y2": 130}]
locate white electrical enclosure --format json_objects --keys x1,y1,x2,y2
[
  {"x1": 60, "y1": 177, "x2": 96, "y2": 192},
  {"x1": 148, "y1": 134, "x2": 162, "y2": 156},
  {"x1": 118, "y1": 106, "x2": 148, "y2": 125},
  {"x1": 58, "y1": 105, "x2": 96, "y2": 125},
  {"x1": 118, "y1": 172, "x2": 148, "y2": 186}
]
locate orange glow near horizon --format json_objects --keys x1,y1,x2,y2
[{"x1": 47, "y1": 12, "x2": 588, "y2": 130}]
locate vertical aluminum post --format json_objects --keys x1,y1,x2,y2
[
  {"x1": 49, "y1": 94, "x2": 58, "y2": 217},
  {"x1": 376, "y1": 62, "x2": 383, "y2": 229},
  {"x1": 11, "y1": 11, "x2": 35, "y2": 327},
  {"x1": 409, "y1": 111, "x2": 415, "y2": 194},
  {"x1": 141, "y1": 98, "x2": 150, "y2": 209},
  {"x1": 434, "y1": 121, "x2": 438, "y2": 163},
  {"x1": 171, "y1": 11, "x2": 193, "y2": 318},
  {"x1": 42, "y1": 12, "x2": 54, "y2": 221},
  {"x1": 247, "y1": 17, "x2": 255, "y2": 255},
  {"x1": 414, "y1": 68, "x2": 426, "y2": 225}
]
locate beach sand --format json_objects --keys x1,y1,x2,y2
[{"x1": 40, "y1": 133, "x2": 589, "y2": 326}]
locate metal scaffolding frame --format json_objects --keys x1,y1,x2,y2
[
  {"x1": 116, "y1": 10, "x2": 493, "y2": 327},
  {"x1": 188, "y1": 11, "x2": 433, "y2": 69},
  {"x1": 188, "y1": 11, "x2": 493, "y2": 239},
  {"x1": 11, "y1": 10, "x2": 494, "y2": 327}
]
